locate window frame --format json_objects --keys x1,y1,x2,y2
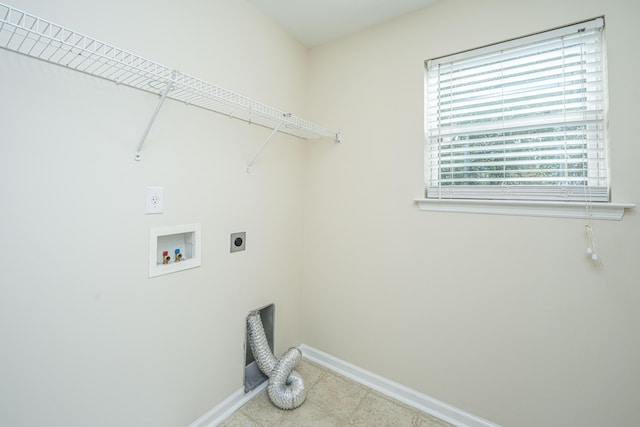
[{"x1": 424, "y1": 17, "x2": 610, "y2": 204}]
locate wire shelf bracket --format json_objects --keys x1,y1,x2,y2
[
  {"x1": 0, "y1": 2, "x2": 342, "y2": 163},
  {"x1": 246, "y1": 115, "x2": 287, "y2": 173},
  {"x1": 134, "y1": 71, "x2": 176, "y2": 161}
]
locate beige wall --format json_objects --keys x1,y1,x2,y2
[
  {"x1": 0, "y1": 0, "x2": 308, "y2": 426},
  {"x1": 303, "y1": 0, "x2": 640, "y2": 426},
  {"x1": 2, "y1": 0, "x2": 639, "y2": 426}
]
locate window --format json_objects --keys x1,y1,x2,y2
[{"x1": 425, "y1": 18, "x2": 608, "y2": 202}]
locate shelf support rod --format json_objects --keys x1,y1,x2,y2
[
  {"x1": 246, "y1": 114, "x2": 290, "y2": 172},
  {"x1": 134, "y1": 71, "x2": 177, "y2": 161}
]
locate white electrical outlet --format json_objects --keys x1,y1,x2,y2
[{"x1": 145, "y1": 186, "x2": 164, "y2": 214}]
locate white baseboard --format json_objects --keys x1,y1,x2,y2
[
  {"x1": 188, "y1": 344, "x2": 500, "y2": 427},
  {"x1": 300, "y1": 344, "x2": 500, "y2": 427},
  {"x1": 187, "y1": 382, "x2": 266, "y2": 427}
]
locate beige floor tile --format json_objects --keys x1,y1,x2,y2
[
  {"x1": 218, "y1": 410, "x2": 260, "y2": 427},
  {"x1": 349, "y1": 391, "x2": 419, "y2": 426},
  {"x1": 237, "y1": 390, "x2": 285, "y2": 426},
  {"x1": 307, "y1": 371, "x2": 368, "y2": 419},
  {"x1": 295, "y1": 360, "x2": 327, "y2": 388},
  {"x1": 271, "y1": 400, "x2": 346, "y2": 427}
]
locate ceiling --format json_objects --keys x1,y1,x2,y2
[{"x1": 245, "y1": 0, "x2": 442, "y2": 47}]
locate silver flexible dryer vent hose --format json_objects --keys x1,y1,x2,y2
[{"x1": 246, "y1": 311, "x2": 307, "y2": 410}]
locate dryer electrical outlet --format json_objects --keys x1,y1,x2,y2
[{"x1": 230, "y1": 232, "x2": 246, "y2": 252}]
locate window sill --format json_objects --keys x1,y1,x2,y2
[{"x1": 414, "y1": 198, "x2": 635, "y2": 220}]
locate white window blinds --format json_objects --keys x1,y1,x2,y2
[{"x1": 425, "y1": 17, "x2": 608, "y2": 202}]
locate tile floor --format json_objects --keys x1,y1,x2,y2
[{"x1": 219, "y1": 359, "x2": 454, "y2": 427}]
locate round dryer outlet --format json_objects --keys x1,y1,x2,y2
[{"x1": 230, "y1": 232, "x2": 246, "y2": 252}]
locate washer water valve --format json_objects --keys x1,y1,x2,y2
[
  {"x1": 162, "y1": 251, "x2": 171, "y2": 264},
  {"x1": 174, "y1": 248, "x2": 183, "y2": 262}
]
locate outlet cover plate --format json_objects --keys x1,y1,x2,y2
[{"x1": 146, "y1": 186, "x2": 164, "y2": 214}]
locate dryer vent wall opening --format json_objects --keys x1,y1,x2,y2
[
  {"x1": 244, "y1": 304, "x2": 274, "y2": 393},
  {"x1": 246, "y1": 307, "x2": 307, "y2": 410}
]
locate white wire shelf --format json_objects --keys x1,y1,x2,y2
[{"x1": 0, "y1": 2, "x2": 341, "y2": 161}]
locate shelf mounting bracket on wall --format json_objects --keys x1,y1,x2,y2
[
  {"x1": 246, "y1": 114, "x2": 289, "y2": 173},
  {"x1": 134, "y1": 70, "x2": 177, "y2": 161}
]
